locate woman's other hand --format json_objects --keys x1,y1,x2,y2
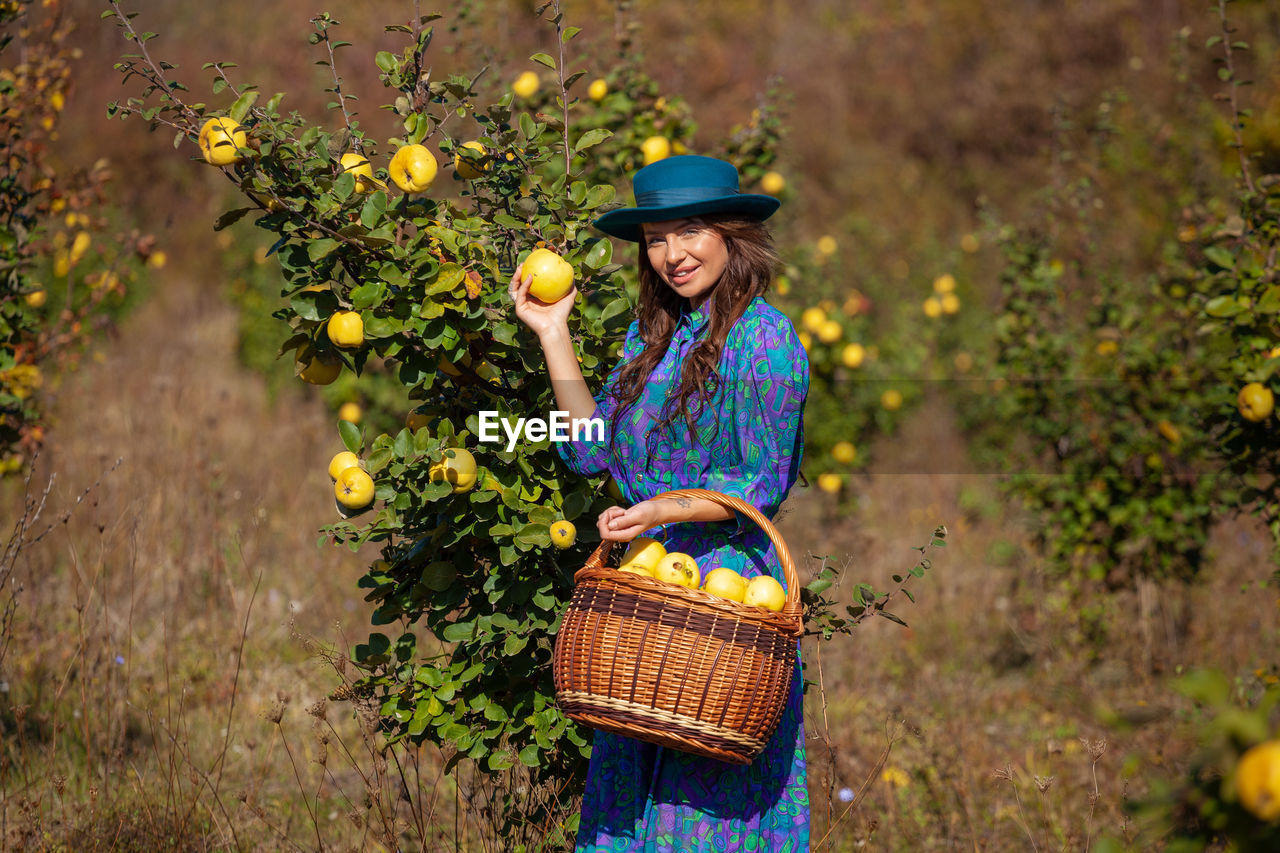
[
  {"x1": 597, "y1": 501, "x2": 663, "y2": 542},
  {"x1": 509, "y1": 263, "x2": 577, "y2": 340}
]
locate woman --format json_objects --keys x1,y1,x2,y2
[{"x1": 510, "y1": 155, "x2": 810, "y2": 852}]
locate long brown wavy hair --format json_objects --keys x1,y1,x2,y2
[{"x1": 606, "y1": 215, "x2": 780, "y2": 453}]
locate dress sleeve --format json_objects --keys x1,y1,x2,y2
[
  {"x1": 701, "y1": 312, "x2": 809, "y2": 531},
  {"x1": 555, "y1": 318, "x2": 645, "y2": 476}
]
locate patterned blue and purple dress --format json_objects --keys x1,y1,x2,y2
[{"x1": 557, "y1": 294, "x2": 811, "y2": 852}]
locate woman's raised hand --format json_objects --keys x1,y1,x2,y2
[{"x1": 509, "y1": 263, "x2": 577, "y2": 340}]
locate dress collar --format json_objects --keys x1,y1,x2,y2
[{"x1": 676, "y1": 300, "x2": 710, "y2": 335}]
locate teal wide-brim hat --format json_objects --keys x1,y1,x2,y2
[{"x1": 592, "y1": 155, "x2": 780, "y2": 243}]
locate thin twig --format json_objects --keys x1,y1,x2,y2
[{"x1": 1216, "y1": 0, "x2": 1257, "y2": 196}]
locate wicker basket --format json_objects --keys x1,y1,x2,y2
[{"x1": 552, "y1": 488, "x2": 803, "y2": 765}]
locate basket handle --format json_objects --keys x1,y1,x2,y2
[{"x1": 577, "y1": 488, "x2": 802, "y2": 619}]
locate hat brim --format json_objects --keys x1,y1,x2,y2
[{"x1": 592, "y1": 194, "x2": 780, "y2": 242}]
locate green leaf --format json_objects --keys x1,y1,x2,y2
[
  {"x1": 562, "y1": 26, "x2": 581, "y2": 42},
  {"x1": 442, "y1": 621, "x2": 474, "y2": 643},
  {"x1": 307, "y1": 238, "x2": 340, "y2": 261},
  {"x1": 584, "y1": 184, "x2": 616, "y2": 209},
  {"x1": 214, "y1": 207, "x2": 253, "y2": 231},
  {"x1": 360, "y1": 192, "x2": 388, "y2": 229},
  {"x1": 574, "y1": 129, "x2": 612, "y2": 154},
  {"x1": 1204, "y1": 295, "x2": 1246, "y2": 318},
  {"x1": 375, "y1": 50, "x2": 398, "y2": 73},
  {"x1": 487, "y1": 751, "x2": 515, "y2": 771},
  {"x1": 1203, "y1": 245, "x2": 1235, "y2": 270},
  {"x1": 339, "y1": 419, "x2": 362, "y2": 454},
  {"x1": 530, "y1": 53, "x2": 557, "y2": 70},
  {"x1": 518, "y1": 743, "x2": 541, "y2": 767},
  {"x1": 229, "y1": 90, "x2": 258, "y2": 123},
  {"x1": 584, "y1": 238, "x2": 613, "y2": 270}
]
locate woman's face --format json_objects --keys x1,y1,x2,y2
[{"x1": 641, "y1": 218, "x2": 728, "y2": 308}]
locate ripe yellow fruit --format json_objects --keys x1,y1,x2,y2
[
  {"x1": 832, "y1": 441, "x2": 857, "y2": 464},
  {"x1": 523, "y1": 248, "x2": 574, "y2": 303},
  {"x1": 932, "y1": 273, "x2": 956, "y2": 294},
  {"x1": 1235, "y1": 740, "x2": 1280, "y2": 822},
  {"x1": 760, "y1": 171, "x2": 785, "y2": 195},
  {"x1": 335, "y1": 466, "x2": 375, "y2": 511},
  {"x1": 816, "y1": 235, "x2": 838, "y2": 256},
  {"x1": 453, "y1": 141, "x2": 488, "y2": 179},
  {"x1": 339, "y1": 152, "x2": 382, "y2": 193},
  {"x1": 701, "y1": 567, "x2": 747, "y2": 603},
  {"x1": 388, "y1": 144, "x2": 438, "y2": 193},
  {"x1": 406, "y1": 409, "x2": 431, "y2": 432},
  {"x1": 619, "y1": 536, "x2": 666, "y2": 573},
  {"x1": 923, "y1": 297, "x2": 943, "y2": 318},
  {"x1": 744, "y1": 575, "x2": 786, "y2": 611},
  {"x1": 940, "y1": 293, "x2": 960, "y2": 314},
  {"x1": 512, "y1": 70, "x2": 540, "y2": 98},
  {"x1": 960, "y1": 233, "x2": 980, "y2": 253},
  {"x1": 800, "y1": 306, "x2": 827, "y2": 333},
  {"x1": 841, "y1": 342, "x2": 866, "y2": 369},
  {"x1": 816, "y1": 319, "x2": 843, "y2": 344},
  {"x1": 817, "y1": 472, "x2": 842, "y2": 494},
  {"x1": 587, "y1": 78, "x2": 608, "y2": 102},
  {"x1": 1156, "y1": 420, "x2": 1182, "y2": 444},
  {"x1": 1233, "y1": 737, "x2": 1280, "y2": 819},
  {"x1": 198, "y1": 117, "x2": 247, "y2": 166},
  {"x1": 641, "y1": 136, "x2": 671, "y2": 165},
  {"x1": 550, "y1": 520, "x2": 576, "y2": 549},
  {"x1": 296, "y1": 349, "x2": 340, "y2": 385},
  {"x1": 328, "y1": 450, "x2": 361, "y2": 482},
  {"x1": 881, "y1": 389, "x2": 904, "y2": 411},
  {"x1": 429, "y1": 447, "x2": 477, "y2": 493},
  {"x1": 797, "y1": 332, "x2": 812, "y2": 352},
  {"x1": 1095, "y1": 340, "x2": 1118, "y2": 356},
  {"x1": 338, "y1": 401, "x2": 362, "y2": 424},
  {"x1": 653, "y1": 552, "x2": 700, "y2": 589},
  {"x1": 617, "y1": 562, "x2": 653, "y2": 578},
  {"x1": 327, "y1": 311, "x2": 364, "y2": 349},
  {"x1": 1239, "y1": 383, "x2": 1274, "y2": 422},
  {"x1": 24, "y1": 289, "x2": 46, "y2": 309}
]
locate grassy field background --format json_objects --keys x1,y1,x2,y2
[{"x1": 2, "y1": 0, "x2": 1278, "y2": 849}]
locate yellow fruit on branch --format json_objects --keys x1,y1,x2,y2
[
  {"x1": 832, "y1": 441, "x2": 857, "y2": 464},
  {"x1": 339, "y1": 152, "x2": 382, "y2": 193},
  {"x1": 198, "y1": 116, "x2": 246, "y2": 166},
  {"x1": 338, "y1": 401, "x2": 362, "y2": 424},
  {"x1": 940, "y1": 293, "x2": 960, "y2": 314},
  {"x1": 923, "y1": 297, "x2": 943, "y2": 318},
  {"x1": 587, "y1": 78, "x2": 608, "y2": 102},
  {"x1": 24, "y1": 289, "x2": 46, "y2": 309},
  {"x1": 328, "y1": 450, "x2": 362, "y2": 482},
  {"x1": 815, "y1": 235, "x2": 838, "y2": 257},
  {"x1": 760, "y1": 171, "x2": 785, "y2": 195},
  {"x1": 388, "y1": 143, "x2": 438, "y2": 193},
  {"x1": 816, "y1": 319, "x2": 843, "y2": 344},
  {"x1": 406, "y1": 409, "x2": 431, "y2": 432},
  {"x1": 800, "y1": 306, "x2": 827, "y2": 333},
  {"x1": 524, "y1": 248, "x2": 574, "y2": 303},
  {"x1": 653, "y1": 552, "x2": 700, "y2": 589},
  {"x1": 744, "y1": 575, "x2": 786, "y2": 612},
  {"x1": 550, "y1": 520, "x2": 576, "y2": 549},
  {"x1": 429, "y1": 447, "x2": 477, "y2": 493},
  {"x1": 641, "y1": 136, "x2": 670, "y2": 165},
  {"x1": 1238, "y1": 382, "x2": 1274, "y2": 422},
  {"x1": 453, "y1": 141, "x2": 488, "y2": 179},
  {"x1": 881, "y1": 389, "x2": 904, "y2": 411},
  {"x1": 512, "y1": 70, "x2": 540, "y2": 99},
  {"x1": 932, "y1": 273, "x2": 956, "y2": 294},
  {"x1": 296, "y1": 348, "x2": 341, "y2": 385},
  {"x1": 327, "y1": 310, "x2": 364, "y2": 349},
  {"x1": 817, "y1": 472, "x2": 842, "y2": 494},
  {"x1": 701, "y1": 567, "x2": 748, "y2": 603},
  {"x1": 841, "y1": 342, "x2": 866, "y2": 369},
  {"x1": 335, "y1": 466, "x2": 375, "y2": 511},
  {"x1": 1235, "y1": 740, "x2": 1280, "y2": 822}
]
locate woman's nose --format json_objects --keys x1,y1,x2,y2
[{"x1": 664, "y1": 235, "x2": 686, "y2": 263}]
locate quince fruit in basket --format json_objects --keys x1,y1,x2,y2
[
  {"x1": 618, "y1": 536, "x2": 665, "y2": 575},
  {"x1": 744, "y1": 575, "x2": 786, "y2": 612},
  {"x1": 701, "y1": 567, "x2": 748, "y2": 603},
  {"x1": 653, "y1": 553, "x2": 700, "y2": 589}
]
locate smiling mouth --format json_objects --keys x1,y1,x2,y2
[{"x1": 669, "y1": 265, "x2": 699, "y2": 285}]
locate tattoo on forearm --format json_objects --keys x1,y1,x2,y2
[{"x1": 670, "y1": 498, "x2": 691, "y2": 508}]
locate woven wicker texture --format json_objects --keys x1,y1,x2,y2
[{"x1": 553, "y1": 488, "x2": 802, "y2": 765}]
